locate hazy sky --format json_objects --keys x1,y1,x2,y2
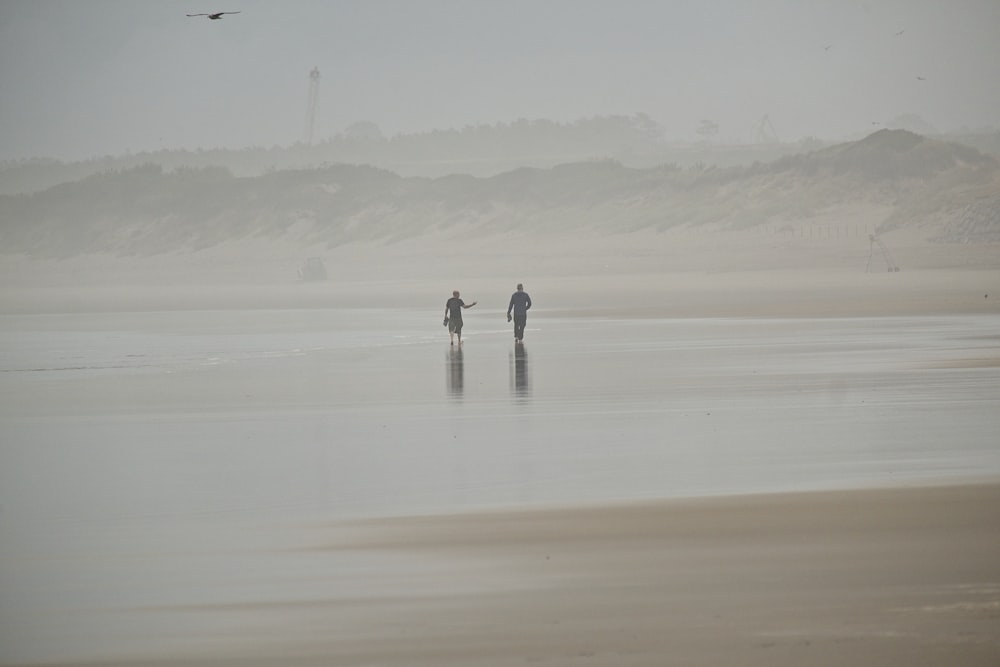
[{"x1": 1, "y1": 0, "x2": 998, "y2": 161}]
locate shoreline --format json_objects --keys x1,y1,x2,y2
[
  {"x1": 1, "y1": 267, "x2": 997, "y2": 318},
  {"x1": 1, "y1": 227, "x2": 997, "y2": 318}
]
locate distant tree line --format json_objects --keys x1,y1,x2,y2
[
  {"x1": 0, "y1": 115, "x2": 658, "y2": 193},
  {"x1": 4, "y1": 113, "x2": 999, "y2": 199},
  {"x1": 3, "y1": 129, "x2": 996, "y2": 258},
  {"x1": 0, "y1": 114, "x2": 789, "y2": 196}
]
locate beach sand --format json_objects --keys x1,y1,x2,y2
[
  {"x1": 296, "y1": 483, "x2": 1000, "y2": 667},
  {"x1": 1, "y1": 226, "x2": 998, "y2": 318},
  {"x1": 11, "y1": 483, "x2": 996, "y2": 667},
  {"x1": 1, "y1": 229, "x2": 998, "y2": 666}
]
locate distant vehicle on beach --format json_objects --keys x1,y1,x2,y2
[{"x1": 298, "y1": 257, "x2": 327, "y2": 282}]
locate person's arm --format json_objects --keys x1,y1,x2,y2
[
  {"x1": 507, "y1": 295, "x2": 515, "y2": 316},
  {"x1": 463, "y1": 301, "x2": 477, "y2": 308},
  {"x1": 525, "y1": 294, "x2": 532, "y2": 310}
]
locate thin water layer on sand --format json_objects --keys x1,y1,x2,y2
[
  {"x1": 2, "y1": 311, "x2": 998, "y2": 521},
  {"x1": 1, "y1": 310, "x2": 998, "y2": 664}
]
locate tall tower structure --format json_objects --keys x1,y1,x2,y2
[
  {"x1": 304, "y1": 67, "x2": 320, "y2": 145},
  {"x1": 752, "y1": 114, "x2": 779, "y2": 144}
]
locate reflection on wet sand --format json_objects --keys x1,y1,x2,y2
[
  {"x1": 3, "y1": 310, "x2": 1000, "y2": 666},
  {"x1": 510, "y1": 343, "x2": 530, "y2": 399},
  {"x1": 446, "y1": 347, "x2": 464, "y2": 397}
]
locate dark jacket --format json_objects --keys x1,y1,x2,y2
[{"x1": 507, "y1": 291, "x2": 531, "y2": 316}]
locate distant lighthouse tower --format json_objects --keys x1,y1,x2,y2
[{"x1": 304, "y1": 67, "x2": 320, "y2": 145}]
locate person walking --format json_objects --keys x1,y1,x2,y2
[
  {"x1": 506, "y1": 283, "x2": 532, "y2": 343},
  {"x1": 444, "y1": 290, "x2": 476, "y2": 345}
]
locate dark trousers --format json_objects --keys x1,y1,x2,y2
[{"x1": 513, "y1": 314, "x2": 527, "y2": 340}]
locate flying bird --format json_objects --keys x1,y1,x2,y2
[
  {"x1": 824, "y1": 44, "x2": 833, "y2": 51},
  {"x1": 916, "y1": 76, "x2": 926, "y2": 81},
  {"x1": 187, "y1": 11, "x2": 240, "y2": 20},
  {"x1": 895, "y1": 29, "x2": 905, "y2": 36}
]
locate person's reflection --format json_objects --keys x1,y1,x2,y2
[
  {"x1": 509, "y1": 344, "x2": 530, "y2": 399},
  {"x1": 446, "y1": 347, "x2": 464, "y2": 398}
]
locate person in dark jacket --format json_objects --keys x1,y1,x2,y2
[{"x1": 506, "y1": 283, "x2": 532, "y2": 343}]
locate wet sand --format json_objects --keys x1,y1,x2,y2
[
  {"x1": 6, "y1": 483, "x2": 998, "y2": 667},
  {"x1": 1, "y1": 232, "x2": 999, "y2": 666},
  {"x1": 315, "y1": 483, "x2": 1000, "y2": 667}
]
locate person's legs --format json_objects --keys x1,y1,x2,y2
[{"x1": 514, "y1": 314, "x2": 526, "y2": 341}]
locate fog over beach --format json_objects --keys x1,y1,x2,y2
[{"x1": 2, "y1": 1, "x2": 1000, "y2": 666}]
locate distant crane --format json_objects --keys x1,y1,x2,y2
[
  {"x1": 304, "y1": 67, "x2": 320, "y2": 145},
  {"x1": 867, "y1": 233, "x2": 900, "y2": 272},
  {"x1": 753, "y1": 115, "x2": 779, "y2": 144}
]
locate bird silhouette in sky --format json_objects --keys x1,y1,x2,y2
[
  {"x1": 187, "y1": 11, "x2": 240, "y2": 20},
  {"x1": 916, "y1": 76, "x2": 926, "y2": 81},
  {"x1": 895, "y1": 29, "x2": 905, "y2": 36}
]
